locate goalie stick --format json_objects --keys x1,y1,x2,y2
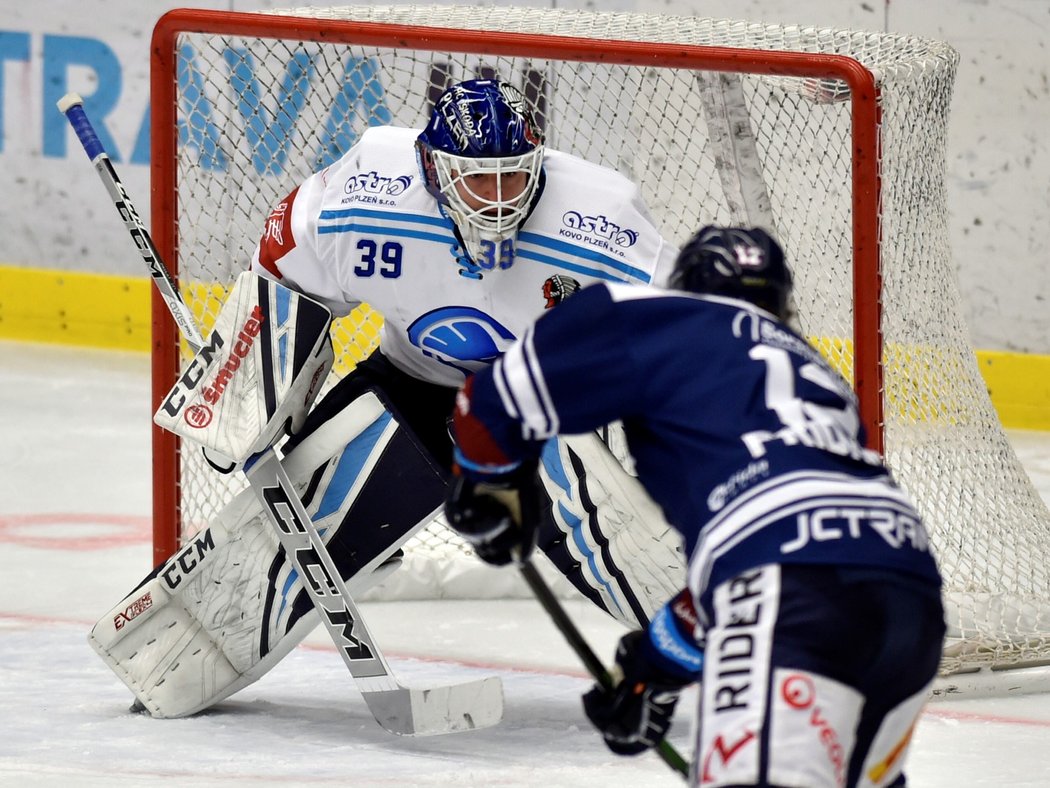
[
  {"x1": 58, "y1": 92, "x2": 503, "y2": 736},
  {"x1": 519, "y1": 561, "x2": 689, "y2": 777}
]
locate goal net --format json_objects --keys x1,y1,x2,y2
[{"x1": 150, "y1": 4, "x2": 1050, "y2": 689}]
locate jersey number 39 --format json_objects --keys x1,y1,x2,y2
[{"x1": 354, "y1": 239, "x2": 403, "y2": 278}]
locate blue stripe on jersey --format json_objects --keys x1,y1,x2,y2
[
  {"x1": 318, "y1": 207, "x2": 456, "y2": 245},
  {"x1": 517, "y1": 231, "x2": 650, "y2": 283},
  {"x1": 689, "y1": 470, "x2": 937, "y2": 600},
  {"x1": 515, "y1": 248, "x2": 641, "y2": 284},
  {"x1": 500, "y1": 328, "x2": 557, "y2": 440},
  {"x1": 318, "y1": 207, "x2": 450, "y2": 227},
  {"x1": 318, "y1": 222, "x2": 456, "y2": 246}
]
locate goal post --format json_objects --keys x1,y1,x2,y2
[{"x1": 148, "y1": 4, "x2": 1050, "y2": 688}]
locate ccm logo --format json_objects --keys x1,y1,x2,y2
[
  {"x1": 159, "y1": 331, "x2": 225, "y2": 417},
  {"x1": 113, "y1": 592, "x2": 153, "y2": 630},
  {"x1": 161, "y1": 530, "x2": 217, "y2": 591}
]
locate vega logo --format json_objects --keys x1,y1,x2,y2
[{"x1": 407, "y1": 307, "x2": 516, "y2": 376}]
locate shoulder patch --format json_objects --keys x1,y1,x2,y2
[{"x1": 257, "y1": 186, "x2": 299, "y2": 277}]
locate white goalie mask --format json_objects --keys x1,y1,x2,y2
[
  {"x1": 429, "y1": 147, "x2": 544, "y2": 268},
  {"x1": 416, "y1": 79, "x2": 545, "y2": 272}
]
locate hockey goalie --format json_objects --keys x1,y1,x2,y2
[{"x1": 89, "y1": 78, "x2": 686, "y2": 727}]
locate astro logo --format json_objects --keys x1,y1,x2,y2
[
  {"x1": 344, "y1": 171, "x2": 413, "y2": 196},
  {"x1": 562, "y1": 211, "x2": 639, "y2": 247},
  {"x1": 407, "y1": 307, "x2": 516, "y2": 376}
]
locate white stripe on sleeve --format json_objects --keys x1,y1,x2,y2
[{"x1": 495, "y1": 327, "x2": 560, "y2": 441}]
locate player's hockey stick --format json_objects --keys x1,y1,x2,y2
[
  {"x1": 58, "y1": 92, "x2": 503, "y2": 736},
  {"x1": 520, "y1": 561, "x2": 690, "y2": 777}
]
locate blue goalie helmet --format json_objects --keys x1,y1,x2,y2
[
  {"x1": 415, "y1": 79, "x2": 545, "y2": 271},
  {"x1": 670, "y1": 226, "x2": 793, "y2": 320}
]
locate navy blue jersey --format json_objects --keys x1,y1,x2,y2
[{"x1": 456, "y1": 282, "x2": 941, "y2": 606}]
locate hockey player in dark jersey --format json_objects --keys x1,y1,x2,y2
[{"x1": 444, "y1": 226, "x2": 946, "y2": 787}]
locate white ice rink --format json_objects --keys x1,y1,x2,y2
[{"x1": 2, "y1": 340, "x2": 1050, "y2": 787}]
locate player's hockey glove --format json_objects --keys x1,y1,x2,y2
[
  {"x1": 444, "y1": 459, "x2": 541, "y2": 566},
  {"x1": 582, "y1": 589, "x2": 704, "y2": 756}
]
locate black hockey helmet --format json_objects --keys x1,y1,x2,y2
[{"x1": 669, "y1": 225, "x2": 792, "y2": 319}]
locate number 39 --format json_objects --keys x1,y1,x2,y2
[
  {"x1": 354, "y1": 239, "x2": 403, "y2": 278},
  {"x1": 477, "y1": 238, "x2": 515, "y2": 270}
]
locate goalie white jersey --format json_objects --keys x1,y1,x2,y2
[{"x1": 252, "y1": 126, "x2": 676, "y2": 387}]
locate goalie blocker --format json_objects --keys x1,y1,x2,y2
[{"x1": 153, "y1": 270, "x2": 333, "y2": 467}]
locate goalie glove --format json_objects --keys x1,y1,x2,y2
[
  {"x1": 582, "y1": 589, "x2": 704, "y2": 756},
  {"x1": 444, "y1": 458, "x2": 541, "y2": 566}
]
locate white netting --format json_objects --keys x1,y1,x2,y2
[{"x1": 154, "y1": 5, "x2": 1050, "y2": 679}]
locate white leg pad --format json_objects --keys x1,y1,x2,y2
[
  {"x1": 544, "y1": 425, "x2": 687, "y2": 627},
  {"x1": 90, "y1": 391, "x2": 432, "y2": 717}
]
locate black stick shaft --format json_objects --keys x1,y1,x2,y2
[{"x1": 519, "y1": 561, "x2": 690, "y2": 778}]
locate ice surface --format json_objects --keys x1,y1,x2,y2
[{"x1": 2, "y1": 341, "x2": 1049, "y2": 787}]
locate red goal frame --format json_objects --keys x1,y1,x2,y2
[{"x1": 148, "y1": 8, "x2": 883, "y2": 565}]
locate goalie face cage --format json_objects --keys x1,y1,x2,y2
[{"x1": 150, "y1": 5, "x2": 1050, "y2": 685}]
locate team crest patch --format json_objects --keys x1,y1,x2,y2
[
  {"x1": 257, "y1": 186, "x2": 299, "y2": 275},
  {"x1": 542, "y1": 274, "x2": 581, "y2": 308}
]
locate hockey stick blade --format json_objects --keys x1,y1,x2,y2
[
  {"x1": 361, "y1": 677, "x2": 504, "y2": 736},
  {"x1": 249, "y1": 451, "x2": 504, "y2": 736},
  {"x1": 62, "y1": 95, "x2": 503, "y2": 736}
]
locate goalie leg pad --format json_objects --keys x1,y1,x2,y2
[
  {"x1": 536, "y1": 428, "x2": 686, "y2": 629},
  {"x1": 90, "y1": 390, "x2": 448, "y2": 717}
]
